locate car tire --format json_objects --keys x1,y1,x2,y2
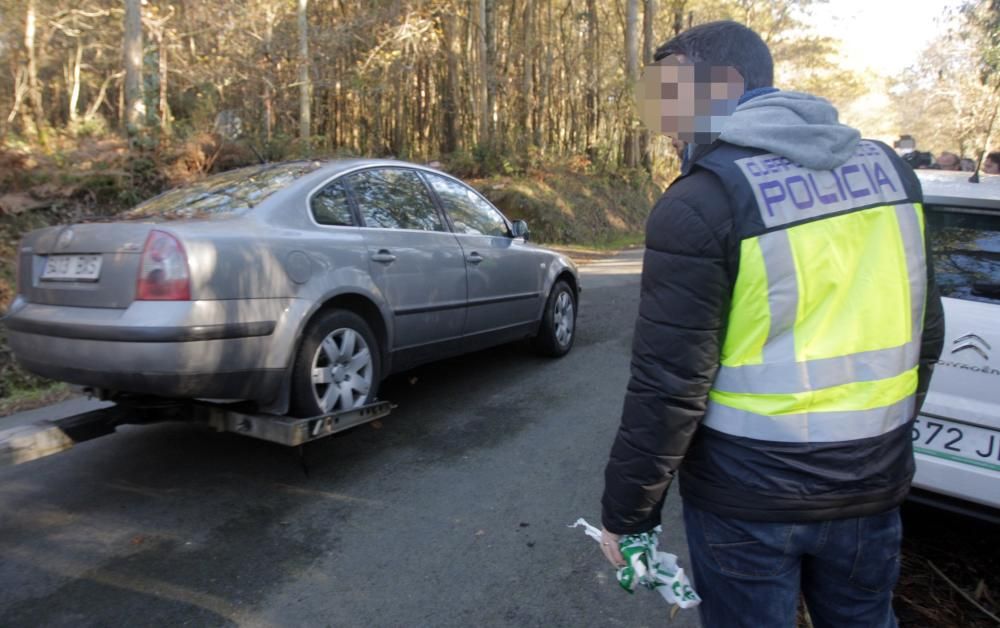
[
  {"x1": 290, "y1": 309, "x2": 381, "y2": 418},
  {"x1": 533, "y1": 280, "x2": 576, "y2": 357}
]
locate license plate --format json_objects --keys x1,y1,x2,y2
[
  {"x1": 913, "y1": 415, "x2": 1000, "y2": 472},
  {"x1": 41, "y1": 254, "x2": 103, "y2": 281}
]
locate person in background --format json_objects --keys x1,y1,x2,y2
[
  {"x1": 893, "y1": 134, "x2": 916, "y2": 156},
  {"x1": 985, "y1": 151, "x2": 1000, "y2": 175},
  {"x1": 960, "y1": 157, "x2": 976, "y2": 172},
  {"x1": 601, "y1": 19, "x2": 945, "y2": 628},
  {"x1": 903, "y1": 150, "x2": 933, "y2": 169},
  {"x1": 934, "y1": 151, "x2": 961, "y2": 170}
]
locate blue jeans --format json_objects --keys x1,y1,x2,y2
[{"x1": 682, "y1": 501, "x2": 901, "y2": 628}]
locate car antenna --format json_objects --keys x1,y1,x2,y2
[{"x1": 969, "y1": 150, "x2": 983, "y2": 183}]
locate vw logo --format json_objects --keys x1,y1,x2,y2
[
  {"x1": 951, "y1": 333, "x2": 991, "y2": 361},
  {"x1": 56, "y1": 228, "x2": 74, "y2": 250}
]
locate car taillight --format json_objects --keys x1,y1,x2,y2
[{"x1": 136, "y1": 230, "x2": 191, "y2": 300}]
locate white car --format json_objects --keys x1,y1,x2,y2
[{"x1": 911, "y1": 170, "x2": 1000, "y2": 521}]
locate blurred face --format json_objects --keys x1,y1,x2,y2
[
  {"x1": 637, "y1": 54, "x2": 745, "y2": 144},
  {"x1": 936, "y1": 153, "x2": 960, "y2": 170},
  {"x1": 985, "y1": 157, "x2": 1000, "y2": 175}
]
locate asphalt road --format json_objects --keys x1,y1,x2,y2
[{"x1": 0, "y1": 248, "x2": 700, "y2": 628}]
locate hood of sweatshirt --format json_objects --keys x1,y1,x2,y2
[{"x1": 718, "y1": 91, "x2": 861, "y2": 170}]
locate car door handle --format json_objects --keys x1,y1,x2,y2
[
  {"x1": 466, "y1": 252, "x2": 484, "y2": 264},
  {"x1": 371, "y1": 250, "x2": 397, "y2": 264}
]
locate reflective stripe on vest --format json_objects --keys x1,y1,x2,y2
[
  {"x1": 704, "y1": 396, "x2": 917, "y2": 442},
  {"x1": 704, "y1": 193, "x2": 927, "y2": 443}
]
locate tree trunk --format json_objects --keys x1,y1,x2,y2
[
  {"x1": 623, "y1": 0, "x2": 640, "y2": 167},
  {"x1": 439, "y1": 12, "x2": 459, "y2": 155},
  {"x1": 485, "y1": 0, "x2": 497, "y2": 148},
  {"x1": 263, "y1": 7, "x2": 275, "y2": 144},
  {"x1": 69, "y1": 40, "x2": 83, "y2": 124},
  {"x1": 476, "y1": 0, "x2": 490, "y2": 146},
  {"x1": 25, "y1": 0, "x2": 47, "y2": 146},
  {"x1": 298, "y1": 0, "x2": 311, "y2": 146},
  {"x1": 158, "y1": 30, "x2": 171, "y2": 136},
  {"x1": 643, "y1": 0, "x2": 657, "y2": 65},
  {"x1": 585, "y1": 0, "x2": 598, "y2": 149},
  {"x1": 640, "y1": 0, "x2": 657, "y2": 170},
  {"x1": 7, "y1": 67, "x2": 26, "y2": 132},
  {"x1": 123, "y1": 0, "x2": 145, "y2": 141},
  {"x1": 536, "y1": 0, "x2": 553, "y2": 150},
  {"x1": 668, "y1": 0, "x2": 687, "y2": 37},
  {"x1": 519, "y1": 1, "x2": 534, "y2": 149},
  {"x1": 86, "y1": 71, "x2": 122, "y2": 120}
]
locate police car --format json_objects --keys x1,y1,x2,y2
[{"x1": 910, "y1": 170, "x2": 1000, "y2": 521}]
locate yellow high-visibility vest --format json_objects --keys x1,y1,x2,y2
[{"x1": 703, "y1": 142, "x2": 926, "y2": 443}]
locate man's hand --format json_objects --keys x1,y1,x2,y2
[{"x1": 600, "y1": 528, "x2": 625, "y2": 568}]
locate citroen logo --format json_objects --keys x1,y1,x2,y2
[
  {"x1": 951, "y1": 333, "x2": 991, "y2": 361},
  {"x1": 56, "y1": 228, "x2": 74, "y2": 250}
]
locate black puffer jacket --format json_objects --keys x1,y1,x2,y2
[{"x1": 601, "y1": 142, "x2": 945, "y2": 534}]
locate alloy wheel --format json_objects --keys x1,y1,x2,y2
[
  {"x1": 554, "y1": 291, "x2": 575, "y2": 347},
  {"x1": 310, "y1": 327, "x2": 373, "y2": 413}
]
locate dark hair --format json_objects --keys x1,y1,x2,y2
[
  {"x1": 654, "y1": 21, "x2": 774, "y2": 90},
  {"x1": 902, "y1": 151, "x2": 933, "y2": 169},
  {"x1": 988, "y1": 151, "x2": 1000, "y2": 166}
]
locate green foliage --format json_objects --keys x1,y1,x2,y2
[
  {"x1": 120, "y1": 156, "x2": 164, "y2": 206},
  {"x1": 473, "y1": 143, "x2": 515, "y2": 177},
  {"x1": 0, "y1": 327, "x2": 54, "y2": 399},
  {"x1": 68, "y1": 116, "x2": 110, "y2": 140},
  {"x1": 440, "y1": 150, "x2": 479, "y2": 178},
  {"x1": 963, "y1": 0, "x2": 1000, "y2": 81}
]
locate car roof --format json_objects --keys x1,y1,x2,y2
[
  {"x1": 916, "y1": 170, "x2": 1000, "y2": 210},
  {"x1": 282, "y1": 157, "x2": 462, "y2": 196},
  {"x1": 307, "y1": 157, "x2": 452, "y2": 178}
]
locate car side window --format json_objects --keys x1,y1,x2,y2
[
  {"x1": 425, "y1": 173, "x2": 509, "y2": 237},
  {"x1": 347, "y1": 168, "x2": 445, "y2": 232},
  {"x1": 310, "y1": 179, "x2": 356, "y2": 226},
  {"x1": 926, "y1": 205, "x2": 1000, "y2": 304}
]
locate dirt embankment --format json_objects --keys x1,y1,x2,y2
[{"x1": 475, "y1": 171, "x2": 658, "y2": 246}]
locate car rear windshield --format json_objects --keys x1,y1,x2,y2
[
  {"x1": 121, "y1": 162, "x2": 322, "y2": 221},
  {"x1": 926, "y1": 205, "x2": 1000, "y2": 305}
]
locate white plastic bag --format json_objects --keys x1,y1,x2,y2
[{"x1": 571, "y1": 518, "x2": 701, "y2": 609}]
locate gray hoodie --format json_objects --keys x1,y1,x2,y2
[{"x1": 718, "y1": 91, "x2": 861, "y2": 171}]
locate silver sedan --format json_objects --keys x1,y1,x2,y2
[{"x1": 2, "y1": 159, "x2": 579, "y2": 417}]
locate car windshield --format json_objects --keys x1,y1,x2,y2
[
  {"x1": 926, "y1": 205, "x2": 1000, "y2": 305},
  {"x1": 120, "y1": 162, "x2": 322, "y2": 221}
]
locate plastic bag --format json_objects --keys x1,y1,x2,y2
[{"x1": 571, "y1": 518, "x2": 701, "y2": 609}]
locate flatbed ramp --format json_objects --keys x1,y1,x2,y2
[{"x1": 0, "y1": 399, "x2": 393, "y2": 467}]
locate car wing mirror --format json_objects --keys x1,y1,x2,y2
[{"x1": 511, "y1": 220, "x2": 530, "y2": 241}]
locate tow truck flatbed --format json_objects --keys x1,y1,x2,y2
[{"x1": 0, "y1": 397, "x2": 393, "y2": 467}]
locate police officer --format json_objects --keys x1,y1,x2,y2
[{"x1": 600, "y1": 21, "x2": 944, "y2": 627}]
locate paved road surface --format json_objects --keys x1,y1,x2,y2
[{"x1": 0, "y1": 248, "x2": 701, "y2": 627}]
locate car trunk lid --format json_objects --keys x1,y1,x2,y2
[{"x1": 19, "y1": 223, "x2": 156, "y2": 308}]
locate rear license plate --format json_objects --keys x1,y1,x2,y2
[
  {"x1": 913, "y1": 416, "x2": 1000, "y2": 471},
  {"x1": 41, "y1": 254, "x2": 103, "y2": 281}
]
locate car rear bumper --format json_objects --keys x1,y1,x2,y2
[
  {"x1": 14, "y1": 352, "x2": 285, "y2": 401},
  {"x1": 911, "y1": 449, "x2": 1000, "y2": 512},
  {"x1": 2, "y1": 297, "x2": 310, "y2": 401},
  {"x1": 3, "y1": 316, "x2": 275, "y2": 342}
]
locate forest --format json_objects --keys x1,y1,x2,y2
[
  {"x1": 1, "y1": 0, "x2": 997, "y2": 192},
  {"x1": 0, "y1": 0, "x2": 998, "y2": 404},
  {"x1": 0, "y1": 0, "x2": 893, "y2": 175}
]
